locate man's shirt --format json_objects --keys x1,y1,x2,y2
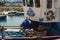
[{"x1": 22, "y1": 19, "x2": 30, "y2": 29}]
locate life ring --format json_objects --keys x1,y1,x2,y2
[{"x1": 46, "y1": 10, "x2": 55, "y2": 21}]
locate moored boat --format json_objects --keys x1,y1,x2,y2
[
  {"x1": 0, "y1": 15, "x2": 6, "y2": 20},
  {"x1": 7, "y1": 12, "x2": 15, "y2": 16},
  {"x1": 8, "y1": 12, "x2": 24, "y2": 16}
]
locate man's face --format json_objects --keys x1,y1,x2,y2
[{"x1": 26, "y1": 17, "x2": 29, "y2": 20}]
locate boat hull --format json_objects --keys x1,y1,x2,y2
[
  {"x1": 0, "y1": 15, "x2": 6, "y2": 20},
  {"x1": 15, "y1": 13, "x2": 24, "y2": 16}
]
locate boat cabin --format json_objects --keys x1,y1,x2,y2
[{"x1": 23, "y1": 0, "x2": 60, "y2": 22}]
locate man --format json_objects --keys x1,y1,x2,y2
[{"x1": 22, "y1": 17, "x2": 31, "y2": 29}]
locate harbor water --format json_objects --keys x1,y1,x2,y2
[{"x1": 0, "y1": 15, "x2": 24, "y2": 26}]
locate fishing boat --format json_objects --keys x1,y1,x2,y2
[
  {"x1": 8, "y1": 12, "x2": 24, "y2": 16},
  {"x1": 0, "y1": 0, "x2": 60, "y2": 40},
  {"x1": 0, "y1": 12, "x2": 6, "y2": 20},
  {"x1": 7, "y1": 12, "x2": 16, "y2": 16},
  {"x1": 23, "y1": 0, "x2": 60, "y2": 40},
  {"x1": 0, "y1": 15, "x2": 6, "y2": 20}
]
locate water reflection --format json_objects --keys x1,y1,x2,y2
[
  {"x1": 0, "y1": 15, "x2": 24, "y2": 26},
  {"x1": 0, "y1": 18, "x2": 7, "y2": 22}
]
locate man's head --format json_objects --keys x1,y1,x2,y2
[{"x1": 25, "y1": 17, "x2": 29, "y2": 20}]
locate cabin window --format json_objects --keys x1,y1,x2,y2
[
  {"x1": 47, "y1": 0, "x2": 52, "y2": 9},
  {"x1": 35, "y1": 0, "x2": 40, "y2": 8},
  {"x1": 26, "y1": 0, "x2": 33, "y2": 7}
]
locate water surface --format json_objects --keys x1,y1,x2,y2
[{"x1": 0, "y1": 15, "x2": 24, "y2": 26}]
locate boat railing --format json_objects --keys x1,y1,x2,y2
[{"x1": 3, "y1": 26, "x2": 20, "y2": 29}]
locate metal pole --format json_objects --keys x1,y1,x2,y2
[{"x1": 1, "y1": 26, "x2": 5, "y2": 40}]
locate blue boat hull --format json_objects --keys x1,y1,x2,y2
[
  {"x1": 15, "y1": 13, "x2": 24, "y2": 16},
  {"x1": 40, "y1": 22, "x2": 60, "y2": 36},
  {"x1": 30, "y1": 20, "x2": 60, "y2": 36},
  {"x1": 0, "y1": 15, "x2": 6, "y2": 20}
]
